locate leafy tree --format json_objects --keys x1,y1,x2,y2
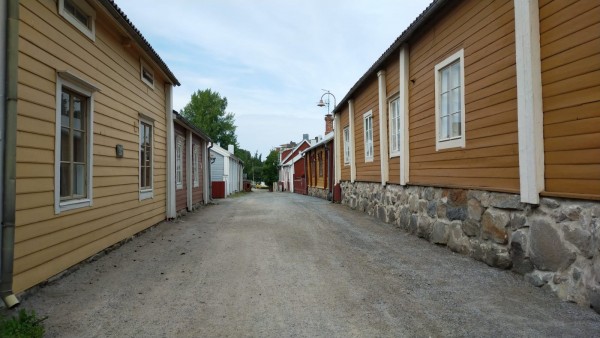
[
  {"x1": 263, "y1": 149, "x2": 279, "y2": 188},
  {"x1": 181, "y1": 89, "x2": 238, "y2": 148},
  {"x1": 234, "y1": 148, "x2": 264, "y2": 183}
]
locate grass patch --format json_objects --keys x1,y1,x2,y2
[{"x1": 0, "y1": 309, "x2": 46, "y2": 338}]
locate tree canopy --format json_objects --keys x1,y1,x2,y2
[
  {"x1": 181, "y1": 89, "x2": 238, "y2": 149},
  {"x1": 263, "y1": 149, "x2": 279, "y2": 187}
]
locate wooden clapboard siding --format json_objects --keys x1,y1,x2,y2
[
  {"x1": 540, "y1": 0, "x2": 600, "y2": 197},
  {"x1": 339, "y1": 105, "x2": 351, "y2": 181},
  {"x1": 353, "y1": 76, "x2": 381, "y2": 182},
  {"x1": 407, "y1": 0, "x2": 519, "y2": 192},
  {"x1": 175, "y1": 124, "x2": 187, "y2": 212},
  {"x1": 384, "y1": 58, "x2": 401, "y2": 185},
  {"x1": 191, "y1": 137, "x2": 204, "y2": 205},
  {"x1": 14, "y1": 0, "x2": 170, "y2": 292}
]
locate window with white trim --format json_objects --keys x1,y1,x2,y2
[
  {"x1": 140, "y1": 60, "x2": 155, "y2": 88},
  {"x1": 193, "y1": 143, "x2": 200, "y2": 188},
  {"x1": 139, "y1": 119, "x2": 154, "y2": 200},
  {"x1": 435, "y1": 49, "x2": 466, "y2": 150},
  {"x1": 389, "y1": 96, "x2": 401, "y2": 157},
  {"x1": 343, "y1": 126, "x2": 350, "y2": 165},
  {"x1": 58, "y1": 0, "x2": 96, "y2": 41},
  {"x1": 363, "y1": 111, "x2": 373, "y2": 162},
  {"x1": 55, "y1": 73, "x2": 96, "y2": 214},
  {"x1": 176, "y1": 136, "x2": 184, "y2": 189}
]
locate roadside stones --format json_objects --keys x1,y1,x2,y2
[
  {"x1": 340, "y1": 181, "x2": 600, "y2": 307},
  {"x1": 530, "y1": 218, "x2": 576, "y2": 271}
]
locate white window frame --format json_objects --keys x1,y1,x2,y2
[
  {"x1": 58, "y1": 0, "x2": 96, "y2": 41},
  {"x1": 343, "y1": 126, "x2": 350, "y2": 165},
  {"x1": 54, "y1": 72, "x2": 97, "y2": 214},
  {"x1": 140, "y1": 59, "x2": 155, "y2": 89},
  {"x1": 139, "y1": 117, "x2": 154, "y2": 200},
  {"x1": 193, "y1": 143, "x2": 200, "y2": 188},
  {"x1": 435, "y1": 49, "x2": 466, "y2": 150},
  {"x1": 175, "y1": 136, "x2": 184, "y2": 190},
  {"x1": 363, "y1": 110, "x2": 374, "y2": 162},
  {"x1": 388, "y1": 95, "x2": 401, "y2": 157}
]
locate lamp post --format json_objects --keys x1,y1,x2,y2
[{"x1": 317, "y1": 90, "x2": 336, "y2": 114}]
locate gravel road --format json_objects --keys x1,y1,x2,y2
[{"x1": 16, "y1": 190, "x2": 600, "y2": 337}]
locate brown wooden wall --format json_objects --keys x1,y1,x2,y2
[
  {"x1": 175, "y1": 124, "x2": 187, "y2": 212},
  {"x1": 339, "y1": 105, "x2": 351, "y2": 181},
  {"x1": 15, "y1": 0, "x2": 169, "y2": 292},
  {"x1": 408, "y1": 0, "x2": 519, "y2": 192},
  {"x1": 353, "y1": 76, "x2": 381, "y2": 183},
  {"x1": 539, "y1": 0, "x2": 600, "y2": 198},
  {"x1": 191, "y1": 136, "x2": 204, "y2": 205},
  {"x1": 383, "y1": 57, "x2": 401, "y2": 185}
]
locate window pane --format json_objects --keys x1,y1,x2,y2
[
  {"x1": 60, "y1": 163, "x2": 70, "y2": 198},
  {"x1": 441, "y1": 92, "x2": 449, "y2": 117},
  {"x1": 73, "y1": 164, "x2": 85, "y2": 197},
  {"x1": 452, "y1": 112, "x2": 461, "y2": 137},
  {"x1": 61, "y1": 127, "x2": 70, "y2": 161},
  {"x1": 140, "y1": 166, "x2": 146, "y2": 188},
  {"x1": 146, "y1": 125, "x2": 152, "y2": 144},
  {"x1": 451, "y1": 88, "x2": 460, "y2": 114},
  {"x1": 146, "y1": 165, "x2": 151, "y2": 188},
  {"x1": 61, "y1": 92, "x2": 70, "y2": 127},
  {"x1": 441, "y1": 68, "x2": 449, "y2": 92},
  {"x1": 441, "y1": 116, "x2": 449, "y2": 139},
  {"x1": 140, "y1": 146, "x2": 146, "y2": 167},
  {"x1": 73, "y1": 131, "x2": 85, "y2": 162},
  {"x1": 450, "y1": 62, "x2": 460, "y2": 89},
  {"x1": 73, "y1": 97, "x2": 83, "y2": 130}
]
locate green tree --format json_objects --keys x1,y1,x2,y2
[
  {"x1": 181, "y1": 89, "x2": 238, "y2": 148},
  {"x1": 263, "y1": 149, "x2": 279, "y2": 188}
]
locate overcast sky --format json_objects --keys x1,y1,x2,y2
[{"x1": 116, "y1": 0, "x2": 433, "y2": 157}]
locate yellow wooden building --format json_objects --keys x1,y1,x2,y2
[{"x1": 0, "y1": 0, "x2": 180, "y2": 306}]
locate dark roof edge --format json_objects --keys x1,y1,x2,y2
[
  {"x1": 173, "y1": 110, "x2": 212, "y2": 142},
  {"x1": 332, "y1": 0, "x2": 448, "y2": 115},
  {"x1": 98, "y1": 0, "x2": 180, "y2": 86}
]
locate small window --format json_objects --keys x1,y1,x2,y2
[
  {"x1": 139, "y1": 119, "x2": 154, "y2": 200},
  {"x1": 318, "y1": 152, "x2": 324, "y2": 177},
  {"x1": 55, "y1": 73, "x2": 96, "y2": 214},
  {"x1": 435, "y1": 49, "x2": 466, "y2": 150},
  {"x1": 193, "y1": 144, "x2": 200, "y2": 188},
  {"x1": 176, "y1": 136, "x2": 184, "y2": 189},
  {"x1": 58, "y1": 0, "x2": 96, "y2": 41},
  {"x1": 343, "y1": 127, "x2": 350, "y2": 165},
  {"x1": 363, "y1": 111, "x2": 373, "y2": 162},
  {"x1": 140, "y1": 60, "x2": 155, "y2": 88},
  {"x1": 389, "y1": 96, "x2": 401, "y2": 157}
]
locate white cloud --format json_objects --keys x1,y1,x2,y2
[{"x1": 115, "y1": 0, "x2": 433, "y2": 157}]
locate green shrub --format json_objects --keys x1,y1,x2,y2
[{"x1": 0, "y1": 309, "x2": 46, "y2": 338}]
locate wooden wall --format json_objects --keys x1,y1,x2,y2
[
  {"x1": 15, "y1": 0, "x2": 169, "y2": 292},
  {"x1": 191, "y1": 136, "x2": 204, "y2": 205},
  {"x1": 408, "y1": 0, "x2": 519, "y2": 192},
  {"x1": 338, "y1": 105, "x2": 350, "y2": 181},
  {"x1": 353, "y1": 76, "x2": 381, "y2": 183},
  {"x1": 175, "y1": 124, "x2": 187, "y2": 212},
  {"x1": 539, "y1": 0, "x2": 600, "y2": 198},
  {"x1": 383, "y1": 57, "x2": 401, "y2": 185}
]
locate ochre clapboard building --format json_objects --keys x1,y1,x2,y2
[
  {"x1": 0, "y1": 0, "x2": 184, "y2": 305},
  {"x1": 332, "y1": 0, "x2": 600, "y2": 310}
]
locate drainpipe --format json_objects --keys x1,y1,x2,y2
[
  {"x1": 206, "y1": 141, "x2": 213, "y2": 202},
  {"x1": 1, "y1": 0, "x2": 20, "y2": 308}
]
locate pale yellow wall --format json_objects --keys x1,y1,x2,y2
[{"x1": 15, "y1": 0, "x2": 170, "y2": 292}]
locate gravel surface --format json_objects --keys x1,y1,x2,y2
[{"x1": 14, "y1": 190, "x2": 600, "y2": 337}]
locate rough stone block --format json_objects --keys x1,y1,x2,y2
[
  {"x1": 408, "y1": 194, "x2": 419, "y2": 213},
  {"x1": 509, "y1": 213, "x2": 527, "y2": 229},
  {"x1": 447, "y1": 206, "x2": 467, "y2": 221},
  {"x1": 431, "y1": 221, "x2": 450, "y2": 245},
  {"x1": 563, "y1": 205, "x2": 582, "y2": 222},
  {"x1": 423, "y1": 187, "x2": 435, "y2": 201},
  {"x1": 525, "y1": 270, "x2": 553, "y2": 287},
  {"x1": 562, "y1": 222, "x2": 592, "y2": 258},
  {"x1": 541, "y1": 198, "x2": 561, "y2": 209},
  {"x1": 448, "y1": 221, "x2": 470, "y2": 255},
  {"x1": 427, "y1": 201, "x2": 437, "y2": 218},
  {"x1": 489, "y1": 193, "x2": 525, "y2": 210},
  {"x1": 447, "y1": 189, "x2": 467, "y2": 207},
  {"x1": 481, "y1": 208, "x2": 510, "y2": 244},
  {"x1": 409, "y1": 214, "x2": 418, "y2": 234},
  {"x1": 377, "y1": 205, "x2": 387, "y2": 223},
  {"x1": 387, "y1": 208, "x2": 397, "y2": 224},
  {"x1": 417, "y1": 216, "x2": 432, "y2": 240},
  {"x1": 462, "y1": 219, "x2": 480, "y2": 237},
  {"x1": 399, "y1": 207, "x2": 411, "y2": 231},
  {"x1": 530, "y1": 218, "x2": 577, "y2": 272},
  {"x1": 437, "y1": 204, "x2": 447, "y2": 219},
  {"x1": 418, "y1": 199, "x2": 428, "y2": 214},
  {"x1": 510, "y1": 229, "x2": 534, "y2": 275},
  {"x1": 467, "y1": 199, "x2": 483, "y2": 221}
]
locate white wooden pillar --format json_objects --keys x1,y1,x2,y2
[
  {"x1": 378, "y1": 70, "x2": 389, "y2": 186},
  {"x1": 399, "y1": 44, "x2": 410, "y2": 185},
  {"x1": 165, "y1": 85, "x2": 176, "y2": 218},
  {"x1": 349, "y1": 100, "x2": 357, "y2": 183},
  {"x1": 514, "y1": 0, "x2": 544, "y2": 204},
  {"x1": 334, "y1": 113, "x2": 342, "y2": 184},
  {"x1": 186, "y1": 129, "x2": 193, "y2": 211}
]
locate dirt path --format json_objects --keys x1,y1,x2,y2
[{"x1": 17, "y1": 190, "x2": 600, "y2": 337}]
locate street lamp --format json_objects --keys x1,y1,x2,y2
[{"x1": 317, "y1": 90, "x2": 337, "y2": 114}]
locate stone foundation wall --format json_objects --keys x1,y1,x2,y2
[
  {"x1": 308, "y1": 186, "x2": 329, "y2": 200},
  {"x1": 340, "y1": 181, "x2": 600, "y2": 312}
]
